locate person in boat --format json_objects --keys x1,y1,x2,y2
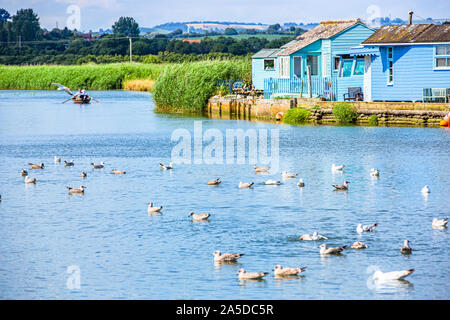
[
  {"x1": 72, "y1": 89, "x2": 81, "y2": 100},
  {"x1": 80, "y1": 89, "x2": 87, "y2": 100}
]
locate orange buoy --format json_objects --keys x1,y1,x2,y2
[{"x1": 440, "y1": 119, "x2": 449, "y2": 126}]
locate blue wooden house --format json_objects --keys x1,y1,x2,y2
[
  {"x1": 358, "y1": 24, "x2": 450, "y2": 102},
  {"x1": 252, "y1": 19, "x2": 375, "y2": 98}
]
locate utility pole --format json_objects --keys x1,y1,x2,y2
[{"x1": 129, "y1": 36, "x2": 132, "y2": 63}]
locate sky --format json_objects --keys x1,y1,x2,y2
[{"x1": 1, "y1": 0, "x2": 449, "y2": 31}]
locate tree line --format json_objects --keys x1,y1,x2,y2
[{"x1": 0, "y1": 8, "x2": 297, "y2": 65}]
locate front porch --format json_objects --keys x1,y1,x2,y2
[{"x1": 263, "y1": 76, "x2": 364, "y2": 101}]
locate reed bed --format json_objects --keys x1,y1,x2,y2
[
  {"x1": 153, "y1": 59, "x2": 251, "y2": 113},
  {"x1": 0, "y1": 63, "x2": 167, "y2": 90},
  {"x1": 123, "y1": 79, "x2": 156, "y2": 92}
]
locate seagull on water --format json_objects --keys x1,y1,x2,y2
[
  {"x1": 319, "y1": 243, "x2": 346, "y2": 255},
  {"x1": 282, "y1": 171, "x2": 298, "y2": 179},
  {"x1": 370, "y1": 168, "x2": 380, "y2": 177},
  {"x1": 159, "y1": 162, "x2": 173, "y2": 170},
  {"x1": 24, "y1": 176, "x2": 36, "y2": 184},
  {"x1": 112, "y1": 168, "x2": 126, "y2": 174},
  {"x1": 238, "y1": 268, "x2": 269, "y2": 280},
  {"x1": 91, "y1": 162, "x2": 105, "y2": 169},
  {"x1": 297, "y1": 178, "x2": 305, "y2": 187},
  {"x1": 273, "y1": 265, "x2": 307, "y2": 277},
  {"x1": 400, "y1": 240, "x2": 412, "y2": 254},
  {"x1": 147, "y1": 202, "x2": 163, "y2": 214},
  {"x1": 357, "y1": 223, "x2": 378, "y2": 233},
  {"x1": 261, "y1": 179, "x2": 281, "y2": 185},
  {"x1": 332, "y1": 181, "x2": 349, "y2": 191},
  {"x1": 208, "y1": 178, "x2": 221, "y2": 185},
  {"x1": 332, "y1": 164, "x2": 345, "y2": 171},
  {"x1": 373, "y1": 269, "x2": 414, "y2": 281},
  {"x1": 54, "y1": 156, "x2": 61, "y2": 163},
  {"x1": 254, "y1": 165, "x2": 270, "y2": 173},
  {"x1": 80, "y1": 171, "x2": 87, "y2": 178},
  {"x1": 432, "y1": 218, "x2": 448, "y2": 228},
  {"x1": 28, "y1": 163, "x2": 44, "y2": 169},
  {"x1": 238, "y1": 182, "x2": 254, "y2": 188},
  {"x1": 351, "y1": 241, "x2": 368, "y2": 249},
  {"x1": 421, "y1": 185, "x2": 430, "y2": 194},
  {"x1": 66, "y1": 186, "x2": 86, "y2": 194},
  {"x1": 213, "y1": 251, "x2": 244, "y2": 263},
  {"x1": 189, "y1": 211, "x2": 211, "y2": 221},
  {"x1": 64, "y1": 160, "x2": 74, "y2": 166},
  {"x1": 20, "y1": 169, "x2": 28, "y2": 176},
  {"x1": 299, "y1": 231, "x2": 328, "y2": 241}
]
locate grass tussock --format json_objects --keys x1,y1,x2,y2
[
  {"x1": 153, "y1": 59, "x2": 251, "y2": 113},
  {"x1": 332, "y1": 102, "x2": 358, "y2": 124},
  {"x1": 0, "y1": 63, "x2": 167, "y2": 90},
  {"x1": 283, "y1": 107, "x2": 311, "y2": 124},
  {"x1": 123, "y1": 79, "x2": 156, "y2": 92}
]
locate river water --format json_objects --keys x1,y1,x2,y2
[{"x1": 0, "y1": 90, "x2": 448, "y2": 299}]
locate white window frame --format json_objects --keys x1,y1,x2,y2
[
  {"x1": 263, "y1": 58, "x2": 275, "y2": 71},
  {"x1": 386, "y1": 47, "x2": 394, "y2": 85},
  {"x1": 278, "y1": 56, "x2": 290, "y2": 78},
  {"x1": 434, "y1": 45, "x2": 450, "y2": 70}
]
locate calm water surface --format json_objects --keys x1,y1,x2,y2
[{"x1": 0, "y1": 90, "x2": 449, "y2": 299}]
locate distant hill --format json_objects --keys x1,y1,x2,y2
[{"x1": 116, "y1": 17, "x2": 448, "y2": 35}]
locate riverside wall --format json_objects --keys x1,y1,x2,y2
[{"x1": 206, "y1": 96, "x2": 449, "y2": 126}]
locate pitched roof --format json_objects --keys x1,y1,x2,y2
[
  {"x1": 277, "y1": 19, "x2": 363, "y2": 56},
  {"x1": 362, "y1": 24, "x2": 450, "y2": 44},
  {"x1": 252, "y1": 48, "x2": 283, "y2": 58}
]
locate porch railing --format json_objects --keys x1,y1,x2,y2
[{"x1": 264, "y1": 77, "x2": 338, "y2": 100}]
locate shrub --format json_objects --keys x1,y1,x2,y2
[
  {"x1": 368, "y1": 114, "x2": 379, "y2": 126},
  {"x1": 282, "y1": 107, "x2": 311, "y2": 124},
  {"x1": 332, "y1": 102, "x2": 358, "y2": 123}
]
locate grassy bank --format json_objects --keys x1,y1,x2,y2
[
  {"x1": 153, "y1": 59, "x2": 251, "y2": 113},
  {"x1": 0, "y1": 63, "x2": 167, "y2": 90}
]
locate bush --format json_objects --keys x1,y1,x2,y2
[
  {"x1": 368, "y1": 114, "x2": 379, "y2": 126},
  {"x1": 153, "y1": 59, "x2": 251, "y2": 113},
  {"x1": 282, "y1": 107, "x2": 311, "y2": 124},
  {"x1": 332, "y1": 102, "x2": 358, "y2": 123}
]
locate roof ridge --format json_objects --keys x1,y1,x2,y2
[{"x1": 320, "y1": 18, "x2": 361, "y2": 25}]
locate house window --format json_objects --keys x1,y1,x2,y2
[
  {"x1": 307, "y1": 55, "x2": 319, "y2": 76},
  {"x1": 341, "y1": 59, "x2": 353, "y2": 77},
  {"x1": 333, "y1": 57, "x2": 340, "y2": 72},
  {"x1": 278, "y1": 56, "x2": 290, "y2": 78},
  {"x1": 353, "y1": 58, "x2": 364, "y2": 75},
  {"x1": 387, "y1": 47, "x2": 394, "y2": 85},
  {"x1": 264, "y1": 59, "x2": 275, "y2": 71},
  {"x1": 435, "y1": 46, "x2": 450, "y2": 69}
]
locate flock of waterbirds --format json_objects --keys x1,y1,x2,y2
[
  {"x1": 2, "y1": 158, "x2": 448, "y2": 284},
  {"x1": 157, "y1": 161, "x2": 447, "y2": 282}
]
